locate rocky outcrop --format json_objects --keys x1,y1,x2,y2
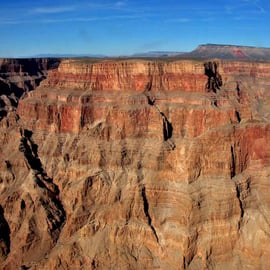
[
  {"x1": 0, "y1": 116, "x2": 66, "y2": 269},
  {"x1": 0, "y1": 58, "x2": 60, "y2": 120},
  {"x1": 1, "y1": 58, "x2": 270, "y2": 269}
]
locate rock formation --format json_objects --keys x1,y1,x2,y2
[
  {"x1": 184, "y1": 44, "x2": 270, "y2": 60},
  {"x1": 0, "y1": 57, "x2": 270, "y2": 269},
  {"x1": 0, "y1": 58, "x2": 60, "y2": 120},
  {"x1": 204, "y1": 61, "x2": 222, "y2": 92}
]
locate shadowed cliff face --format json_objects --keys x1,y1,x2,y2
[
  {"x1": 1, "y1": 58, "x2": 270, "y2": 269},
  {"x1": 204, "y1": 61, "x2": 223, "y2": 92},
  {"x1": 0, "y1": 205, "x2": 10, "y2": 262},
  {"x1": 0, "y1": 58, "x2": 60, "y2": 121}
]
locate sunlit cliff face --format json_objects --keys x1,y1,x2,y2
[{"x1": 0, "y1": 58, "x2": 270, "y2": 270}]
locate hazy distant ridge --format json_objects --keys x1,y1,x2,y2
[{"x1": 23, "y1": 44, "x2": 270, "y2": 60}]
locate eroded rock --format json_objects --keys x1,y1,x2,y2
[{"x1": 0, "y1": 58, "x2": 270, "y2": 269}]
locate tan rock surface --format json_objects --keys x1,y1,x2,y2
[{"x1": 0, "y1": 59, "x2": 270, "y2": 269}]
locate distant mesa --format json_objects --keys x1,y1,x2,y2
[
  {"x1": 182, "y1": 44, "x2": 270, "y2": 60},
  {"x1": 31, "y1": 53, "x2": 107, "y2": 58},
  {"x1": 132, "y1": 51, "x2": 185, "y2": 58}
]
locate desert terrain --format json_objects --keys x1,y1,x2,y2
[{"x1": 0, "y1": 45, "x2": 270, "y2": 269}]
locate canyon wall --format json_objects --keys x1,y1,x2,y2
[
  {"x1": 0, "y1": 58, "x2": 60, "y2": 119},
  {"x1": 0, "y1": 58, "x2": 270, "y2": 269}
]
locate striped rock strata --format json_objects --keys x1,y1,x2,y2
[{"x1": 0, "y1": 58, "x2": 270, "y2": 269}]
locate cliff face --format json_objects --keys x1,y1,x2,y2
[
  {"x1": 0, "y1": 58, "x2": 60, "y2": 120},
  {"x1": 1, "y1": 58, "x2": 270, "y2": 269},
  {"x1": 17, "y1": 59, "x2": 270, "y2": 134},
  {"x1": 42, "y1": 59, "x2": 206, "y2": 91}
]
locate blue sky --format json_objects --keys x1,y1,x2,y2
[{"x1": 0, "y1": 0, "x2": 269, "y2": 57}]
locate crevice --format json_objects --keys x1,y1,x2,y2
[
  {"x1": 141, "y1": 186, "x2": 159, "y2": 243},
  {"x1": 204, "y1": 61, "x2": 222, "y2": 93},
  {"x1": 235, "y1": 110, "x2": 241, "y2": 122},
  {"x1": 160, "y1": 112, "x2": 173, "y2": 141},
  {"x1": 143, "y1": 91, "x2": 175, "y2": 150},
  {"x1": 183, "y1": 256, "x2": 187, "y2": 270},
  {"x1": 91, "y1": 259, "x2": 97, "y2": 269},
  {"x1": 19, "y1": 129, "x2": 44, "y2": 173},
  {"x1": 236, "y1": 81, "x2": 241, "y2": 102},
  {"x1": 212, "y1": 98, "x2": 218, "y2": 107},
  {"x1": 0, "y1": 205, "x2": 10, "y2": 260},
  {"x1": 18, "y1": 128, "x2": 66, "y2": 241},
  {"x1": 230, "y1": 146, "x2": 236, "y2": 178},
  {"x1": 4, "y1": 160, "x2": 15, "y2": 181},
  {"x1": 146, "y1": 94, "x2": 156, "y2": 106},
  {"x1": 235, "y1": 184, "x2": 244, "y2": 229}
]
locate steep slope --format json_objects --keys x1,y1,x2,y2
[{"x1": 0, "y1": 58, "x2": 270, "y2": 269}]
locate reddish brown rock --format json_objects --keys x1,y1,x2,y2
[
  {"x1": 42, "y1": 59, "x2": 206, "y2": 92},
  {"x1": 0, "y1": 58, "x2": 60, "y2": 122},
  {"x1": 1, "y1": 58, "x2": 270, "y2": 269}
]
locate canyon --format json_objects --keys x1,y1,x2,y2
[
  {"x1": 0, "y1": 58, "x2": 60, "y2": 120},
  {"x1": 0, "y1": 53, "x2": 270, "y2": 269}
]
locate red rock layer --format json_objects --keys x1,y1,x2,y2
[
  {"x1": 17, "y1": 59, "x2": 270, "y2": 134},
  {"x1": 42, "y1": 59, "x2": 206, "y2": 91}
]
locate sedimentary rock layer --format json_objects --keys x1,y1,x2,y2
[
  {"x1": 0, "y1": 58, "x2": 60, "y2": 120},
  {"x1": 0, "y1": 58, "x2": 270, "y2": 269}
]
